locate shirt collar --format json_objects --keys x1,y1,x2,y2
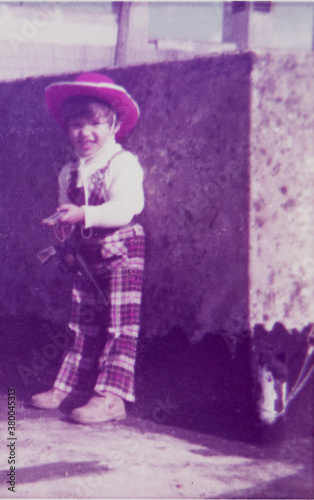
[{"x1": 76, "y1": 137, "x2": 122, "y2": 187}]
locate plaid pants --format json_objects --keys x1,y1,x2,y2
[{"x1": 54, "y1": 224, "x2": 145, "y2": 402}]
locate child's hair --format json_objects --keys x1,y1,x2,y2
[{"x1": 62, "y1": 95, "x2": 116, "y2": 128}]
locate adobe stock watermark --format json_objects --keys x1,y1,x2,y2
[
  {"x1": 51, "y1": 144, "x2": 75, "y2": 180},
  {"x1": 16, "y1": 325, "x2": 74, "y2": 387},
  {"x1": 16, "y1": 297, "x2": 108, "y2": 387},
  {"x1": 279, "y1": 437, "x2": 305, "y2": 466},
  {"x1": 218, "y1": 319, "x2": 251, "y2": 358},
  {"x1": 75, "y1": 394, "x2": 179, "y2": 497},
  {"x1": 291, "y1": 257, "x2": 314, "y2": 281},
  {"x1": 7, "y1": 4, "x2": 58, "y2": 53},
  {"x1": 252, "y1": 99, "x2": 310, "y2": 153}
]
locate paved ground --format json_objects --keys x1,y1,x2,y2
[{"x1": 0, "y1": 390, "x2": 313, "y2": 499}]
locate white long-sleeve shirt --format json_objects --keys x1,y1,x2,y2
[{"x1": 58, "y1": 137, "x2": 144, "y2": 228}]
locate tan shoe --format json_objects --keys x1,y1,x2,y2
[
  {"x1": 70, "y1": 392, "x2": 126, "y2": 424},
  {"x1": 31, "y1": 388, "x2": 68, "y2": 409}
]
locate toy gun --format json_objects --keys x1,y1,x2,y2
[
  {"x1": 42, "y1": 209, "x2": 68, "y2": 226},
  {"x1": 37, "y1": 212, "x2": 108, "y2": 305}
]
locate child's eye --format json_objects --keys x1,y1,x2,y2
[
  {"x1": 93, "y1": 121, "x2": 108, "y2": 126},
  {"x1": 69, "y1": 121, "x2": 81, "y2": 128}
]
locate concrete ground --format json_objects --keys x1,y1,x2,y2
[
  {"x1": 0, "y1": 396, "x2": 313, "y2": 499},
  {"x1": 0, "y1": 317, "x2": 313, "y2": 499}
]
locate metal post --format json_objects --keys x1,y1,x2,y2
[{"x1": 114, "y1": 1, "x2": 132, "y2": 66}]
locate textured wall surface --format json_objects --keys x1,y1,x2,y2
[
  {"x1": 249, "y1": 51, "x2": 314, "y2": 331},
  {"x1": 0, "y1": 51, "x2": 312, "y2": 344},
  {"x1": 0, "y1": 54, "x2": 251, "y2": 340},
  {"x1": 124, "y1": 56, "x2": 251, "y2": 340},
  {"x1": 0, "y1": 75, "x2": 73, "y2": 324}
]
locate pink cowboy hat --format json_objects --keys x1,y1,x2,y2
[{"x1": 45, "y1": 72, "x2": 139, "y2": 140}]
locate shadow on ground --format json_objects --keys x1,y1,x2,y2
[
  {"x1": 0, "y1": 314, "x2": 313, "y2": 499},
  {"x1": 0, "y1": 461, "x2": 109, "y2": 485},
  {"x1": 0, "y1": 313, "x2": 313, "y2": 446}
]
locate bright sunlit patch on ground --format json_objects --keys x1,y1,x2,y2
[{"x1": 0, "y1": 417, "x2": 304, "y2": 498}]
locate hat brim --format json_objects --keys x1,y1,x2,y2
[{"x1": 45, "y1": 81, "x2": 139, "y2": 140}]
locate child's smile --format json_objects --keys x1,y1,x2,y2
[{"x1": 68, "y1": 114, "x2": 114, "y2": 158}]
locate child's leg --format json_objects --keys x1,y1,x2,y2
[
  {"x1": 53, "y1": 271, "x2": 107, "y2": 398},
  {"x1": 94, "y1": 228, "x2": 145, "y2": 402}
]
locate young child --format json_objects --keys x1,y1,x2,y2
[{"x1": 31, "y1": 72, "x2": 145, "y2": 424}]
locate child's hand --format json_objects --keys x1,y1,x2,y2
[{"x1": 58, "y1": 204, "x2": 85, "y2": 224}]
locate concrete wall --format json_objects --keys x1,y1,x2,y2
[
  {"x1": 0, "y1": 51, "x2": 313, "y2": 344},
  {"x1": 223, "y1": 2, "x2": 314, "y2": 51},
  {"x1": 250, "y1": 51, "x2": 314, "y2": 332},
  {"x1": 128, "y1": 56, "x2": 251, "y2": 341},
  {"x1": 0, "y1": 2, "x2": 117, "y2": 80}
]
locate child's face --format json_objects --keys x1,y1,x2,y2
[{"x1": 67, "y1": 107, "x2": 117, "y2": 158}]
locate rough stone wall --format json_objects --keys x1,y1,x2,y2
[
  {"x1": 249, "y1": 51, "x2": 314, "y2": 332},
  {"x1": 0, "y1": 54, "x2": 251, "y2": 340}
]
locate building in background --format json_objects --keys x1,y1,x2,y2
[
  {"x1": 0, "y1": 1, "x2": 313, "y2": 80},
  {"x1": 223, "y1": 1, "x2": 314, "y2": 50}
]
